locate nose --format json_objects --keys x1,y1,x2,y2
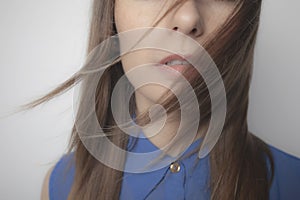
[{"x1": 169, "y1": 1, "x2": 203, "y2": 38}]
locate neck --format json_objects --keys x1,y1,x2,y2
[{"x1": 134, "y1": 91, "x2": 206, "y2": 156}]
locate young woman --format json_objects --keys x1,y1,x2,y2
[{"x1": 36, "y1": 0, "x2": 300, "y2": 199}]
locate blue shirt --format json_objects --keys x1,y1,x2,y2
[{"x1": 49, "y1": 136, "x2": 300, "y2": 200}]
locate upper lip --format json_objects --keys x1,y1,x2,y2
[{"x1": 159, "y1": 54, "x2": 191, "y2": 65}]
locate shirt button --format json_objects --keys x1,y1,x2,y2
[{"x1": 169, "y1": 162, "x2": 181, "y2": 173}]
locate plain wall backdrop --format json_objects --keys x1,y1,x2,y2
[{"x1": 0, "y1": 0, "x2": 299, "y2": 199}]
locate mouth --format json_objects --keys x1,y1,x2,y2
[{"x1": 159, "y1": 54, "x2": 192, "y2": 73}]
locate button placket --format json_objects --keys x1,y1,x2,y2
[{"x1": 163, "y1": 161, "x2": 186, "y2": 199}]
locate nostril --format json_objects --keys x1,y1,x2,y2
[
  {"x1": 191, "y1": 28, "x2": 197, "y2": 34},
  {"x1": 173, "y1": 27, "x2": 178, "y2": 31}
]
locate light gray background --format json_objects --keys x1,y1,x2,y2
[{"x1": 0, "y1": 0, "x2": 299, "y2": 199}]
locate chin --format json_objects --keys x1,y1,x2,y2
[{"x1": 136, "y1": 85, "x2": 171, "y2": 104}]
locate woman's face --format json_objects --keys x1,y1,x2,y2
[{"x1": 114, "y1": 0, "x2": 235, "y2": 114}]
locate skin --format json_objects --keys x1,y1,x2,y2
[
  {"x1": 114, "y1": 0, "x2": 236, "y2": 149},
  {"x1": 115, "y1": 0, "x2": 235, "y2": 110}
]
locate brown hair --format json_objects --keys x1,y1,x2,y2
[{"x1": 27, "y1": 0, "x2": 274, "y2": 199}]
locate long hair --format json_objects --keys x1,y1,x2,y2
[{"x1": 27, "y1": 0, "x2": 274, "y2": 199}]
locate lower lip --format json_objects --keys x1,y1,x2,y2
[{"x1": 160, "y1": 64, "x2": 188, "y2": 74}]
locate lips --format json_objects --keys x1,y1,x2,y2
[
  {"x1": 158, "y1": 54, "x2": 192, "y2": 74},
  {"x1": 159, "y1": 54, "x2": 190, "y2": 65}
]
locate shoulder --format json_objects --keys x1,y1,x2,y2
[
  {"x1": 43, "y1": 152, "x2": 76, "y2": 200},
  {"x1": 267, "y1": 144, "x2": 300, "y2": 199},
  {"x1": 268, "y1": 144, "x2": 300, "y2": 172},
  {"x1": 269, "y1": 144, "x2": 300, "y2": 160}
]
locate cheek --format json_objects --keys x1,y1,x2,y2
[
  {"x1": 114, "y1": 0, "x2": 165, "y2": 32},
  {"x1": 114, "y1": 3, "x2": 146, "y2": 32},
  {"x1": 120, "y1": 51, "x2": 147, "y2": 73},
  {"x1": 114, "y1": 2, "x2": 151, "y2": 73},
  {"x1": 114, "y1": 2, "x2": 162, "y2": 77},
  {"x1": 210, "y1": 4, "x2": 235, "y2": 30}
]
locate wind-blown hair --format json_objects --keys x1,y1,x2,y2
[{"x1": 27, "y1": 0, "x2": 274, "y2": 199}]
